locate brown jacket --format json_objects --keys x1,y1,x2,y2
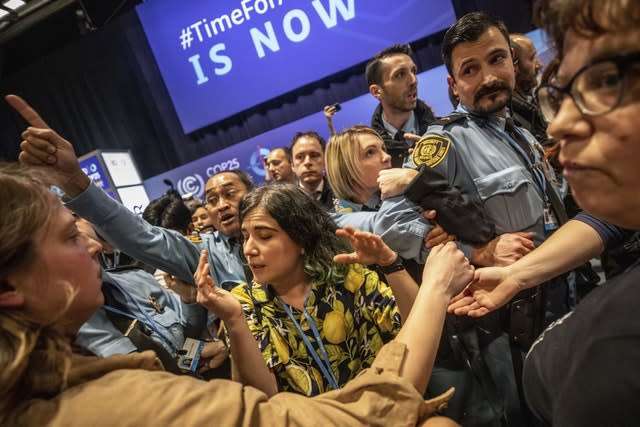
[{"x1": 8, "y1": 343, "x2": 451, "y2": 427}]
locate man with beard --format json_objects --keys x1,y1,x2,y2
[
  {"x1": 510, "y1": 33, "x2": 548, "y2": 144},
  {"x1": 404, "y1": 12, "x2": 571, "y2": 426},
  {"x1": 366, "y1": 44, "x2": 436, "y2": 167}
]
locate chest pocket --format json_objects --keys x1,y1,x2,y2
[
  {"x1": 473, "y1": 165, "x2": 543, "y2": 233},
  {"x1": 149, "y1": 302, "x2": 185, "y2": 327}
]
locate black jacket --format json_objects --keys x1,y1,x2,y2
[
  {"x1": 370, "y1": 99, "x2": 436, "y2": 168},
  {"x1": 510, "y1": 92, "x2": 549, "y2": 146}
]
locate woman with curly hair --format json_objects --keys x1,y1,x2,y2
[{"x1": 197, "y1": 184, "x2": 423, "y2": 396}]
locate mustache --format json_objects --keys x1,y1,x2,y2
[{"x1": 474, "y1": 82, "x2": 511, "y2": 102}]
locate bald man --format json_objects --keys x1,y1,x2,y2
[{"x1": 510, "y1": 33, "x2": 547, "y2": 144}]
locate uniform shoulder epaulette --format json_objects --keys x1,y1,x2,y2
[{"x1": 430, "y1": 113, "x2": 467, "y2": 127}]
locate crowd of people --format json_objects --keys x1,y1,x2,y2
[{"x1": 2, "y1": 0, "x2": 640, "y2": 425}]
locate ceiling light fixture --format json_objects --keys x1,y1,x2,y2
[{"x1": 3, "y1": 0, "x2": 26, "y2": 11}]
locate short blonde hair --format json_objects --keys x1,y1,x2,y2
[{"x1": 325, "y1": 125, "x2": 382, "y2": 202}]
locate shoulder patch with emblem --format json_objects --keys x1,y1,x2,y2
[{"x1": 412, "y1": 134, "x2": 451, "y2": 168}]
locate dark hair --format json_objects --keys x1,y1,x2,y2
[
  {"x1": 211, "y1": 169, "x2": 254, "y2": 192},
  {"x1": 269, "y1": 147, "x2": 292, "y2": 163},
  {"x1": 442, "y1": 11, "x2": 511, "y2": 77},
  {"x1": 534, "y1": 0, "x2": 640, "y2": 57},
  {"x1": 239, "y1": 184, "x2": 350, "y2": 284},
  {"x1": 290, "y1": 131, "x2": 326, "y2": 152},
  {"x1": 365, "y1": 44, "x2": 412, "y2": 87},
  {"x1": 143, "y1": 193, "x2": 192, "y2": 233}
]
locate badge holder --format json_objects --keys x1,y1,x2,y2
[
  {"x1": 544, "y1": 204, "x2": 559, "y2": 232},
  {"x1": 177, "y1": 337, "x2": 205, "y2": 374}
]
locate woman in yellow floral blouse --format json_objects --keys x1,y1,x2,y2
[{"x1": 195, "y1": 184, "x2": 423, "y2": 396}]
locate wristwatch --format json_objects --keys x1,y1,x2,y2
[{"x1": 378, "y1": 254, "x2": 405, "y2": 275}]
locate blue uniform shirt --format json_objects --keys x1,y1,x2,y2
[
  {"x1": 403, "y1": 106, "x2": 560, "y2": 248},
  {"x1": 75, "y1": 268, "x2": 207, "y2": 357},
  {"x1": 330, "y1": 195, "x2": 430, "y2": 262},
  {"x1": 66, "y1": 183, "x2": 246, "y2": 287}
]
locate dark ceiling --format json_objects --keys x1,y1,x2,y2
[{"x1": 0, "y1": 0, "x2": 141, "y2": 77}]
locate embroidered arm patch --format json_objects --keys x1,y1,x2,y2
[{"x1": 412, "y1": 134, "x2": 451, "y2": 168}]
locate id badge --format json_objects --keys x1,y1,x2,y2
[
  {"x1": 177, "y1": 338, "x2": 205, "y2": 374},
  {"x1": 544, "y1": 205, "x2": 559, "y2": 232}
]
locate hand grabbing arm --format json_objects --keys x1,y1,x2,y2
[
  {"x1": 378, "y1": 168, "x2": 419, "y2": 199},
  {"x1": 449, "y1": 219, "x2": 605, "y2": 317},
  {"x1": 470, "y1": 232, "x2": 535, "y2": 267}
]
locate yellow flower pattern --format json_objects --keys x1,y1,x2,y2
[{"x1": 228, "y1": 264, "x2": 401, "y2": 396}]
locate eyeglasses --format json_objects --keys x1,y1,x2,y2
[{"x1": 535, "y1": 51, "x2": 640, "y2": 122}]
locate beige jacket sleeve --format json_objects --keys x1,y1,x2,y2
[{"x1": 28, "y1": 343, "x2": 451, "y2": 427}]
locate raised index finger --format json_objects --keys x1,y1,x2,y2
[{"x1": 5, "y1": 95, "x2": 50, "y2": 129}]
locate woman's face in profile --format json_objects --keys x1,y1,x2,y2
[
  {"x1": 357, "y1": 134, "x2": 391, "y2": 197},
  {"x1": 10, "y1": 193, "x2": 103, "y2": 332},
  {"x1": 548, "y1": 28, "x2": 640, "y2": 230},
  {"x1": 241, "y1": 207, "x2": 307, "y2": 289}
]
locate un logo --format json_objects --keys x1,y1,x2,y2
[{"x1": 177, "y1": 174, "x2": 205, "y2": 199}]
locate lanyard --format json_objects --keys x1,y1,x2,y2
[
  {"x1": 103, "y1": 281, "x2": 178, "y2": 353},
  {"x1": 497, "y1": 124, "x2": 549, "y2": 203},
  {"x1": 279, "y1": 298, "x2": 340, "y2": 390}
]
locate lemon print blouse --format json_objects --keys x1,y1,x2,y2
[{"x1": 229, "y1": 263, "x2": 401, "y2": 396}]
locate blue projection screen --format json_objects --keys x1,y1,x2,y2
[{"x1": 136, "y1": 0, "x2": 455, "y2": 133}]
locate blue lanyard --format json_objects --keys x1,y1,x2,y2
[
  {"x1": 279, "y1": 298, "x2": 340, "y2": 390},
  {"x1": 103, "y1": 282, "x2": 178, "y2": 353},
  {"x1": 497, "y1": 125, "x2": 549, "y2": 203}
]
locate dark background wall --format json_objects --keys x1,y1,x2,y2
[{"x1": 0, "y1": 0, "x2": 535, "y2": 179}]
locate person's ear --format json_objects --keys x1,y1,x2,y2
[
  {"x1": 0, "y1": 280, "x2": 25, "y2": 309},
  {"x1": 369, "y1": 84, "x2": 383, "y2": 99},
  {"x1": 447, "y1": 75, "x2": 458, "y2": 97}
]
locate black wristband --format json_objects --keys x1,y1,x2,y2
[{"x1": 378, "y1": 254, "x2": 405, "y2": 275}]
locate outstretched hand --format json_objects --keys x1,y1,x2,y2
[
  {"x1": 448, "y1": 265, "x2": 521, "y2": 317},
  {"x1": 7, "y1": 94, "x2": 88, "y2": 195},
  {"x1": 333, "y1": 226, "x2": 397, "y2": 267},
  {"x1": 194, "y1": 250, "x2": 243, "y2": 322}
]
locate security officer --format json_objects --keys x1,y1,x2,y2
[{"x1": 404, "y1": 12, "x2": 571, "y2": 426}]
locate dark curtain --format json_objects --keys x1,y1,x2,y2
[{"x1": 0, "y1": 2, "x2": 535, "y2": 179}]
